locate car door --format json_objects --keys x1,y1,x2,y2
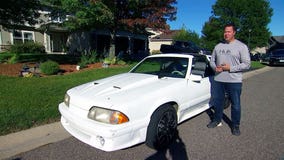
[{"x1": 177, "y1": 58, "x2": 212, "y2": 123}]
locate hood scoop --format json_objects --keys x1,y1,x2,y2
[
  {"x1": 94, "y1": 82, "x2": 121, "y2": 89},
  {"x1": 113, "y1": 86, "x2": 121, "y2": 89}
]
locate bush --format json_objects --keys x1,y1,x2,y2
[
  {"x1": 78, "y1": 51, "x2": 100, "y2": 67},
  {"x1": 9, "y1": 42, "x2": 45, "y2": 54},
  {"x1": 117, "y1": 60, "x2": 126, "y2": 65},
  {"x1": 0, "y1": 53, "x2": 13, "y2": 63},
  {"x1": 103, "y1": 56, "x2": 116, "y2": 65},
  {"x1": 88, "y1": 51, "x2": 100, "y2": 63},
  {"x1": 7, "y1": 54, "x2": 20, "y2": 64},
  {"x1": 40, "y1": 60, "x2": 60, "y2": 75}
]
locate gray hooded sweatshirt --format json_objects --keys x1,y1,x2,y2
[{"x1": 210, "y1": 39, "x2": 251, "y2": 83}]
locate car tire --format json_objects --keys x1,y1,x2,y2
[{"x1": 146, "y1": 104, "x2": 177, "y2": 150}]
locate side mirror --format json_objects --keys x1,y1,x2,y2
[{"x1": 189, "y1": 74, "x2": 202, "y2": 83}]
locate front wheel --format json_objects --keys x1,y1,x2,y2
[{"x1": 146, "y1": 104, "x2": 177, "y2": 150}]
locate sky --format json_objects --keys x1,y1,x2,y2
[{"x1": 168, "y1": 0, "x2": 284, "y2": 36}]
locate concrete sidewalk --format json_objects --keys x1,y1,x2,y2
[
  {"x1": 0, "y1": 122, "x2": 70, "y2": 159},
  {"x1": 0, "y1": 66, "x2": 274, "y2": 160}
]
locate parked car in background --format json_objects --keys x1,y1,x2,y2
[
  {"x1": 59, "y1": 53, "x2": 230, "y2": 152},
  {"x1": 261, "y1": 49, "x2": 284, "y2": 66},
  {"x1": 160, "y1": 40, "x2": 211, "y2": 55},
  {"x1": 250, "y1": 53, "x2": 262, "y2": 61}
]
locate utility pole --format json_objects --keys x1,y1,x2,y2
[{"x1": 248, "y1": 29, "x2": 252, "y2": 50}]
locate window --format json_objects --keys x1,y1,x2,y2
[
  {"x1": 191, "y1": 56, "x2": 214, "y2": 77},
  {"x1": 131, "y1": 57, "x2": 188, "y2": 78},
  {"x1": 24, "y1": 32, "x2": 33, "y2": 42},
  {"x1": 12, "y1": 30, "x2": 34, "y2": 44}
]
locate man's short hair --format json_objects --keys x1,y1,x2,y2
[{"x1": 224, "y1": 23, "x2": 237, "y2": 32}]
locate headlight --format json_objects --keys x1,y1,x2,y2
[
  {"x1": 88, "y1": 107, "x2": 129, "y2": 124},
  {"x1": 64, "y1": 93, "x2": 70, "y2": 107}
]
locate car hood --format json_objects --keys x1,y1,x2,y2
[{"x1": 67, "y1": 73, "x2": 182, "y2": 110}]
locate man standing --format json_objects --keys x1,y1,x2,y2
[{"x1": 207, "y1": 23, "x2": 251, "y2": 136}]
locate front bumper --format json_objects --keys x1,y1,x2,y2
[{"x1": 58, "y1": 103, "x2": 148, "y2": 151}]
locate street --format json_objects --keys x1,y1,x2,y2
[{"x1": 7, "y1": 67, "x2": 284, "y2": 160}]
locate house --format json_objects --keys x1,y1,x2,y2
[
  {"x1": 0, "y1": 10, "x2": 69, "y2": 54},
  {"x1": 148, "y1": 30, "x2": 179, "y2": 53},
  {"x1": 0, "y1": 10, "x2": 149, "y2": 60},
  {"x1": 67, "y1": 29, "x2": 149, "y2": 60}
]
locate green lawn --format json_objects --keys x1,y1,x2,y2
[
  {"x1": 0, "y1": 61, "x2": 265, "y2": 136},
  {"x1": 0, "y1": 65, "x2": 132, "y2": 135},
  {"x1": 250, "y1": 61, "x2": 266, "y2": 70}
]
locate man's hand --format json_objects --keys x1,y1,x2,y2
[
  {"x1": 216, "y1": 63, "x2": 230, "y2": 73},
  {"x1": 221, "y1": 63, "x2": 230, "y2": 71},
  {"x1": 216, "y1": 66, "x2": 223, "y2": 73}
]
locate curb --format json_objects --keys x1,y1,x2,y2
[
  {"x1": 0, "y1": 66, "x2": 273, "y2": 159},
  {"x1": 0, "y1": 122, "x2": 71, "y2": 159},
  {"x1": 243, "y1": 66, "x2": 274, "y2": 80}
]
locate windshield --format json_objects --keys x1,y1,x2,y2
[{"x1": 130, "y1": 57, "x2": 188, "y2": 78}]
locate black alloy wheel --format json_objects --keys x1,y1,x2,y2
[{"x1": 146, "y1": 104, "x2": 177, "y2": 150}]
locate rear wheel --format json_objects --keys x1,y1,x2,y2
[{"x1": 146, "y1": 104, "x2": 177, "y2": 150}]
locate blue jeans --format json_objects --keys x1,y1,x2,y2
[{"x1": 212, "y1": 81, "x2": 242, "y2": 127}]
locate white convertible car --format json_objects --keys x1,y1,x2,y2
[{"x1": 59, "y1": 53, "x2": 218, "y2": 152}]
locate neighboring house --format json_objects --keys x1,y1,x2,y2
[
  {"x1": 268, "y1": 36, "x2": 284, "y2": 52},
  {"x1": 251, "y1": 47, "x2": 267, "y2": 54},
  {"x1": 67, "y1": 29, "x2": 149, "y2": 59},
  {"x1": 0, "y1": 10, "x2": 149, "y2": 59},
  {"x1": 148, "y1": 30, "x2": 179, "y2": 53},
  {"x1": 0, "y1": 10, "x2": 69, "y2": 54}
]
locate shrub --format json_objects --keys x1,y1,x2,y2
[
  {"x1": 117, "y1": 60, "x2": 126, "y2": 65},
  {"x1": 40, "y1": 60, "x2": 60, "y2": 75},
  {"x1": 78, "y1": 54, "x2": 89, "y2": 69},
  {"x1": 9, "y1": 42, "x2": 45, "y2": 54},
  {"x1": 103, "y1": 56, "x2": 116, "y2": 65},
  {"x1": 77, "y1": 61, "x2": 87, "y2": 69},
  {"x1": 77, "y1": 51, "x2": 102, "y2": 69},
  {"x1": 77, "y1": 51, "x2": 100, "y2": 68},
  {"x1": 7, "y1": 54, "x2": 20, "y2": 64},
  {"x1": 88, "y1": 51, "x2": 100, "y2": 63},
  {"x1": 0, "y1": 53, "x2": 13, "y2": 63}
]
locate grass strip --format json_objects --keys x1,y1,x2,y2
[{"x1": 0, "y1": 65, "x2": 132, "y2": 135}]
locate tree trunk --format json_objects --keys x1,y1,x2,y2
[{"x1": 109, "y1": 30, "x2": 116, "y2": 58}]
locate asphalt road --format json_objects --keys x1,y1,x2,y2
[{"x1": 7, "y1": 67, "x2": 284, "y2": 160}]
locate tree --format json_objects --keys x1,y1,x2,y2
[
  {"x1": 201, "y1": 0, "x2": 273, "y2": 50},
  {"x1": 43, "y1": 0, "x2": 177, "y2": 57},
  {"x1": 41, "y1": 0, "x2": 114, "y2": 30},
  {"x1": 118, "y1": 0, "x2": 177, "y2": 32},
  {"x1": 0, "y1": 0, "x2": 41, "y2": 28},
  {"x1": 201, "y1": 17, "x2": 223, "y2": 50},
  {"x1": 112, "y1": 0, "x2": 177, "y2": 57},
  {"x1": 172, "y1": 26, "x2": 201, "y2": 46}
]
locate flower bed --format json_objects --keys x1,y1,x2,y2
[{"x1": 0, "y1": 62, "x2": 107, "y2": 77}]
